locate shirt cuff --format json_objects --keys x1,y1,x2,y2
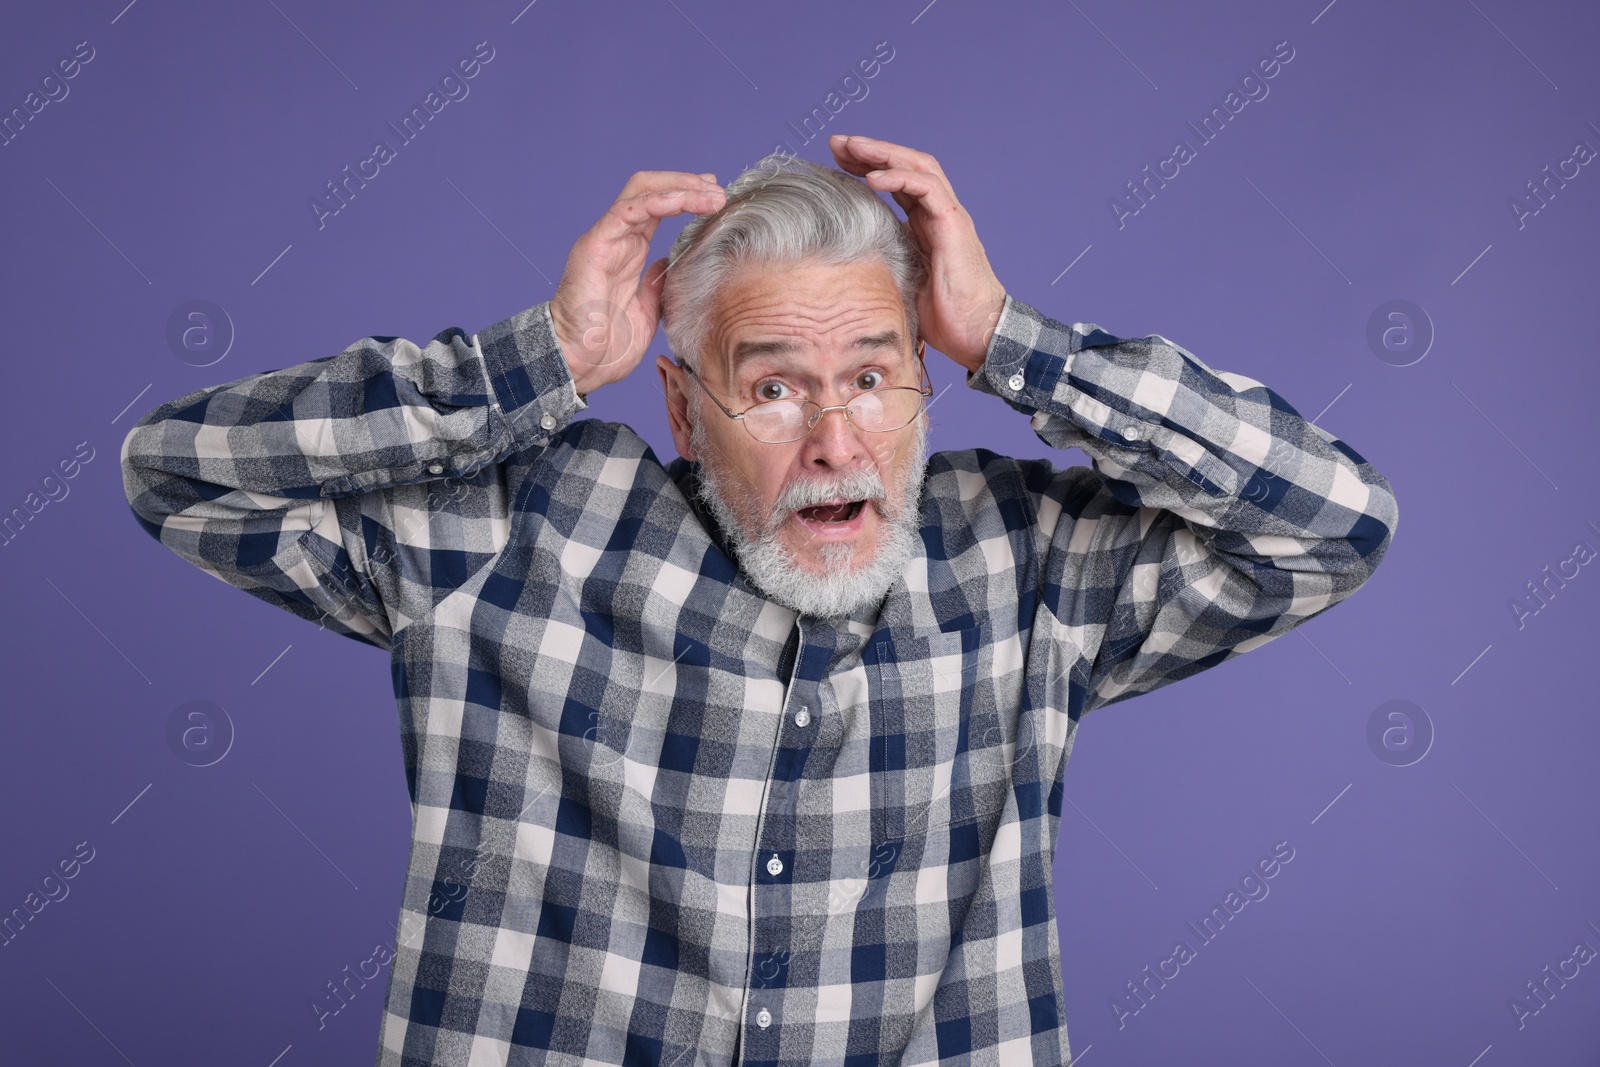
[
  {"x1": 967, "y1": 294, "x2": 1075, "y2": 413},
  {"x1": 965, "y1": 295, "x2": 1171, "y2": 458},
  {"x1": 473, "y1": 300, "x2": 587, "y2": 449}
]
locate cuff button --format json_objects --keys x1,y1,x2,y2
[
  {"x1": 1007, "y1": 373, "x2": 1025, "y2": 391},
  {"x1": 540, "y1": 413, "x2": 557, "y2": 431}
]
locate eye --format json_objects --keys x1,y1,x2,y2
[
  {"x1": 756, "y1": 380, "x2": 794, "y2": 402},
  {"x1": 856, "y1": 370, "x2": 884, "y2": 390}
]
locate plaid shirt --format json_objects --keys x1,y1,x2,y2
[{"x1": 121, "y1": 292, "x2": 1397, "y2": 1066}]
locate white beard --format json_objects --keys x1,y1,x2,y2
[{"x1": 689, "y1": 415, "x2": 928, "y2": 619}]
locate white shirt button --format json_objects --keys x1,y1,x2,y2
[
  {"x1": 1007, "y1": 373, "x2": 1026, "y2": 391},
  {"x1": 427, "y1": 462, "x2": 445, "y2": 474},
  {"x1": 794, "y1": 708, "x2": 811, "y2": 728},
  {"x1": 765, "y1": 853, "x2": 784, "y2": 877},
  {"x1": 755, "y1": 1007, "x2": 772, "y2": 1029},
  {"x1": 540, "y1": 413, "x2": 557, "y2": 431},
  {"x1": 1122, "y1": 425, "x2": 1141, "y2": 440}
]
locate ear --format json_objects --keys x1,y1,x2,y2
[{"x1": 656, "y1": 355, "x2": 697, "y2": 462}]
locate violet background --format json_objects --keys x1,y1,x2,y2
[{"x1": 2, "y1": 0, "x2": 1597, "y2": 1063}]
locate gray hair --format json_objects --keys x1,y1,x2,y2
[{"x1": 661, "y1": 153, "x2": 928, "y2": 371}]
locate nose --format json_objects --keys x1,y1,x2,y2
[{"x1": 801, "y1": 404, "x2": 866, "y2": 469}]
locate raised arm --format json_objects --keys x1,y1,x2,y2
[
  {"x1": 829, "y1": 133, "x2": 1397, "y2": 713},
  {"x1": 119, "y1": 304, "x2": 585, "y2": 650},
  {"x1": 973, "y1": 295, "x2": 1397, "y2": 713},
  {"x1": 120, "y1": 170, "x2": 726, "y2": 649}
]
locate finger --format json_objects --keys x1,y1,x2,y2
[
  {"x1": 834, "y1": 137, "x2": 957, "y2": 214},
  {"x1": 616, "y1": 170, "x2": 724, "y2": 199},
  {"x1": 829, "y1": 135, "x2": 950, "y2": 189},
  {"x1": 862, "y1": 167, "x2": 959, "y2": 220},
  {"x1": 635, "y1": 256, "x2": 670, "y2": 327},
  {"x1": 594, "y1": 187, "x2": 726, "y2": 241},
  {"x1": 828, "y1": 133, "x2": 890, "y2": 176}
]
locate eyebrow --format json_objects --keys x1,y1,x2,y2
[{"x1": 730, "y1": 329, "x2": 905, "y2": 365}]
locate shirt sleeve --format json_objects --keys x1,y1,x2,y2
[
  {"x1": 969, "y1": 294, "x2": 1399, "y2": 715},
  {"x1": 119, "y1": 300, "x2": 584, "y2": 651}
]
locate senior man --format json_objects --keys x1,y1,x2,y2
[{"x1": 122, "y1": 135, "x2": 1398, "y2": 1066}]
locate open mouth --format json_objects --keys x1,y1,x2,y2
[{"x1": 795, "y1": 500, "x2": 864, "y2": 524}]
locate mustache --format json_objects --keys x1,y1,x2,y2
[{"x1": 771, "y1": 467, "x2": 887, "y2": 514}]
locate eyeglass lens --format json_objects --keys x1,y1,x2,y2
[{"x1": 743, "y1": 389, "x2": 922, "y2": 443}]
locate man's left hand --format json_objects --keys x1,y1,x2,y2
[{"x1": 829, "y1": 134, "x2": 1007, "y2": 374}]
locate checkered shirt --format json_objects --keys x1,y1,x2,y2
[{"x1": 120, "y1": 292, "x2": 1398, "y2": 1066}]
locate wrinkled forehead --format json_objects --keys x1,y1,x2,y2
[
  {"x1": 699, "y1": 260, "x2": 915, "y2": 384},
  {"x1": 715, "y1": 328, "x2": 910, "y2": 378}
]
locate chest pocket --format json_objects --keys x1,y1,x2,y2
[{"x1": 870, "y1": 625, "x2": 1017, "y2": 842}]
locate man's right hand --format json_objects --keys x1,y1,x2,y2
[{"x1": 549, "y1": 171, "x2": 725, "y2": 396}]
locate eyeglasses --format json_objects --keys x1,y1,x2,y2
[{"x1": 678, "y1": 341, "x2": 933, "y2": 445}]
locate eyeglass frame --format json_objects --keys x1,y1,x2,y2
[{"x1": 675, "y1": 339, "x2": 933, "y2": 444}]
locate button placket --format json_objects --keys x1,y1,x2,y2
[{"x1": 747, "y1": 624, "x2": 827, "y2": 1045}]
